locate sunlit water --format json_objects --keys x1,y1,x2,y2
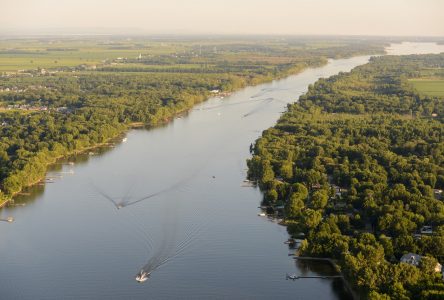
[
  {"x1": 386, "y1": 41, "x2": 444, "y2": 55},
  {"x1": 1, "y1": 43, "x2": 443, "y2": 300}
]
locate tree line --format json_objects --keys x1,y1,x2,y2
[
  {"x1": 0, "y1": 39, "x2": 385, "y2": 200},
  {"x1": 248, "y1": 53, "x2": 444, "y2": 299}
]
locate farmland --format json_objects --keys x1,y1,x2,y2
[
  {"x1": 0, "y1": 37, "x2": 385, "y2": 72},
  {"x1": 410, "y1": 79, "x2": 444, "y2": 97}
]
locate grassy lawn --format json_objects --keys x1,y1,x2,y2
[{"x1": 409, "y1": 78, "x2": 444, "y2": 97}]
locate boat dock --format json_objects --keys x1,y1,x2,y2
[
  {"x1": 287, "y1": 275, "x2": 343, "y2": 280},
  {"x1": 289, "y1": 257, "x2": 345, "y2": 279},
  {"x1": 292, "y1": 256, "x2": 358, "y2": 300},
  {"x1": 293, "y1": 256, "x2": 333, "y2": 262}
]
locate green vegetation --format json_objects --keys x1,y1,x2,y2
[
  {"x1": 0, "y1": 37, "x2": 385, "y2": 200},
  {"x1": 0, "y1": 37, "x2": 385, "y2": 72},
  {"x1": 410, "y1": 79, "x2": 444, "y2": 97},
  {"x1": 248, "y1": 53, "x2": 444, "y2": 299}
]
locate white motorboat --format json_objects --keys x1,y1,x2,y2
[{"x1": 135, "y1": 271, "x2": 150, "y2": 282}]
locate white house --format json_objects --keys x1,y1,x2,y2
[
  {"x1": 401, "y1": 253, "x2": 442, "y2": 273},
  {"x1": 400, "y1": 253, "x2": 422, "y2": 267},
  {"x1": 436, "y1": 263, "x2": 442, "y2": 273},
  {"x1": 420, "y1": 226, "x2": 433, "y2": 235}
]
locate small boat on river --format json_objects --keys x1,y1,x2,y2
[{"x1": 135, "y1": 271, "x2": 150, "y2": 282}]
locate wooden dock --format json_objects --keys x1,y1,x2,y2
[
  {"x1": 0, "y1": 199, "x2": 8, "y2": 209},
  {"x1": 287, "y1": 275, "x2": 343, "y2": 279},
  {"x1": 293, "y1": 256, "x2": 332, "y2": 262},
  {"x1": 292, "y1": 256, "x2": 358, "y2": 300}
]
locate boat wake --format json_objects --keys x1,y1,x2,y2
[
  {"x1": 135, "y1": 222, "x2": 203, "y2": 282},
  {"x1": 197, "y1": 98, "x2": 270, "y2": 111},
  {"x1": 242, "y1": 97, "x2": 275, "y2": 117},
  {"x1": 90, "y1": 157, "x2": 215, "y2": 283},
  {"x1": 91, "y1": 168, "x2": 199, "y2": 209},
  {"x1": 126, "y1": 191, "x2": 207, "y2": 283},
  {"x1": 0, "y1": 217, "x2": 14, "y2": 223}
]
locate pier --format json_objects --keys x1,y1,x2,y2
[{"x1": 286, "y1": 274, "x2": 343, "y2": 280}]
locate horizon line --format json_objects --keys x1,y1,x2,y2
[{"x1": 0, "y1": 33, "x2": 444, "y2": 39}]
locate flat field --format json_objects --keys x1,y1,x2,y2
[
  {"x1": 0, "y1": 37, "x2": 385, "y2": 72},
  {"x1": 0, "y1": 38, "x2": 186, "y2": 71},
  {"x1": 410, "y1": 78, "x2": 444, "y2": 97}
]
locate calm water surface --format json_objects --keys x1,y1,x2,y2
[{"x1": 1, "y1": 42, "x2": 443, "y2": 300}]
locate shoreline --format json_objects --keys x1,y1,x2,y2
[
  {"x1": 248, "y1": 44, "x2": 444, "y2": 299},
  {"x1": 293, "y1": 256, "x2": 359, "y2": 300},
  {"x1": 0, "y1": 47, "x2": 392, "y2": 299},
  {"x1": 5, "y1": 137, "x2": 127, "y2": 202},
  {"x1": 1, "y1": 52, "x2": 381, "y2": 299},
  {"x1": 0, "y1": 61, "x2": 329, "y2": 208}
]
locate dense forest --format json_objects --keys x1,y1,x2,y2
[
  {"x1": 0, "y1": 38, "x2": 385, "y2": 202},
  {"x1": 248, "y1": 54, "x2": 444, "y2": 299}
]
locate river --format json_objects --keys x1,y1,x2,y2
[{"x1": 1, "y1": 42, "x2": 443, "y2": 300}]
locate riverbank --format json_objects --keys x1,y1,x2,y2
[
  {"x1": 0, "y1": 197, "x2": 8, "y2": 208},
  {"x1": 247, "y1": 46, "x2": 444, "y2": 299},
  {"x1": 4, "y1": 136, "x2": 125, "y2": 200},
  {"x1": 293, "y1": 256, "x2": 359, "y2": 300},
  {"x1": 0, "y1": 60, "x2": 330, "y2": 207},
  {"x1": 1, "y1": 35, "x2": 391, "y2": 208},
  {"x1": 0, "y1": 50, "x2": 392, "y2": 299}
]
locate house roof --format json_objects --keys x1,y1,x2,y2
[{"x1": 400, "y1": 253, "x2": 422, "y2": 262}]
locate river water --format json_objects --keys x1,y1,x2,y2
[{"x1": 1, "y1": 42, "x2": 443, "y2": 300}]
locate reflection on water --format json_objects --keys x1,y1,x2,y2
[
  {"x1": 296, "y1": 259, "x2": 339, "y2": 277},
  {"x1": 8, "y1": 185, "x2": 45, "y2": 208},
  {"x1": 294, "y1": 260, "x2": 353, "y2": 300},
  {"x1": 0, "y1": 43, "x2": 442, "y2": 300}
]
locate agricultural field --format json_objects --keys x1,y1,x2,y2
[
  {"x1": 0, "y1": 37, "x2": 385, "y2": 72},
  {"x1": 409, "y1": 78, "x2": 444, "y2": 97},
  {"x1": 0, "y1": 38, "x2": 186, "y2": 72}
]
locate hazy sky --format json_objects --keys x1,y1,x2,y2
[{"x1": 1, "y1": 0, "x2": 443, "y2": 36}]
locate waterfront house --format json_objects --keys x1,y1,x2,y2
[
  {"x1": 435, "y1": 262, "x2": 442, "y2": 273},
  {"x1": 312, "y1": 183, "x2": 322, "y2": 190},
  {"x1": 420, "y1": 226, "x2": 433, "y2": 235},
  {"x1": 400, "y1": 253, "x2": 442, "y2": 273},
  {"x1": 331, "y1": 185, "x2": 347, "y2": 197},
  {"x1": 400, "y1": 253, "x2": 422, "y2": 267}
]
